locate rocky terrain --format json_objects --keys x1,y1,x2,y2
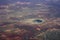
[{"x1": 0, "y1": 0, "x2": 60, "y2": 40}]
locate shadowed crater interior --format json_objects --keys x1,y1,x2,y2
[{"x1": 33, "y1": 19, "x2": 43, "y2": 23}]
